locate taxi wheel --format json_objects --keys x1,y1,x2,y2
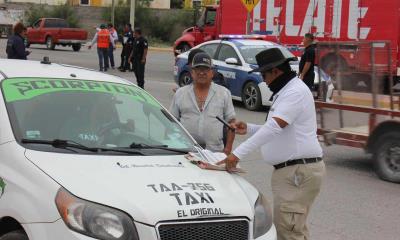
[
  {"x1": 374, "y1": 132, "x2": 400, "y2": 183},
  {"x1": 0, "y1": 230, "x2": 29, "y2": 240},
  {"x1": 179, "y1": 71, "x2": 192, "y2": 87},
  {"x1": 46, "y1": 36, "x2": 55, "y2": 50},
  {"x1": 242, "y1": 81, "x2": 261, "y2": 111}
]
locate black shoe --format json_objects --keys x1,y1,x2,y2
[
  {"x1": 118, "y1": 66, "x2": 123, "y2": 70},
  {"x1": 129, "y1": 69, "x2": 134, "y2": 72},
  {"x1": 119, "y1": 69, "x2": 126, "y2": 72}
]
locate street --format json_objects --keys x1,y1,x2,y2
[{"x1": 1, "y1": 42, "x2": 399, "y2": 240}]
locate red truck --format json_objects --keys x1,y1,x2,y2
[
  {"x1": 174, "y1": 0, "x2": 400, "y2": 80},
  {"x1": 26, "y1": 18, "x2": 88, "y2": 52}
]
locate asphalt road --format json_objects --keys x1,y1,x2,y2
[{"x1": 1, "y1": 42, "x2": 399, "y2": 240}]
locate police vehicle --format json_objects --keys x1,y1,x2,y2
[
  {"x1": 0, "y1": 58, "x2": 277, "y2": 240},
  {"x1": 174, "y1": 36, "x2": 320, "y2": 111}
]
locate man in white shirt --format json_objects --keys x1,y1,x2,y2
[
  {"x1": 220, "y1": 48, "x2": 325, "y2": 240},
  {"x1": 107, "y1": 23, "x2": 119, "y2": 69}
]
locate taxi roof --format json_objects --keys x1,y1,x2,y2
[{"x1": 0, "y1": 59, "x2": 131, "y2": 85}]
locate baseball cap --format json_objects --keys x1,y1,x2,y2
[
  {"x1": 187, "y1": 48, "x2": 205, "y2": 66},
  {"x1": 192, "y1": 52, "x2": 212, "y2": 69},
  {"x1": 99, "y1": 24, "x2": 106, "y2": 29}
]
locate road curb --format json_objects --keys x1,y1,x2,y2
[
  {"x1": 149, "y1": 47, "x2": 173, "y2": 52},
  {"x1": 88, "y1": 42, "x2": 172, "y2": 52}
]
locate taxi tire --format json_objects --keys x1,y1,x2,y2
[
  {"x1": 242, "y1": 81, "x2": 262, "y2": 111},
  {"x1": 0, "y1": 230, "x2": 28, "y2": 240},
  {"x1": 373, "y1": 132, "x2": 400, "y2": 183}
]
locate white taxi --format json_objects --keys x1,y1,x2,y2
[{"x1": 0, "y1": 59, "x2": 277, "y2": 240}]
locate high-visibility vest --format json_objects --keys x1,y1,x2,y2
[{"x1": 97, "y1": 29, "x2": 110, "y2": 49}]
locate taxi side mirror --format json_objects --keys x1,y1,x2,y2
[{"x1": 225, "y1": 58, "x2": 239, "y2": 65}]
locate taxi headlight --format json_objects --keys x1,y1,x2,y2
[
  {"x1": 253, "y1": 193, "x2": 273, "y2": 239},
  {"x1": 55, "y1": 188, "x2": 139, "y2": 240}
]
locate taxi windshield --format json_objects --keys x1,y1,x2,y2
[
  {"x1": 1, "y1": 78, "x2": 196, "y2": 155},
  {"x1": 239, "y1": 45, "x2": 296, "y2": 64}
]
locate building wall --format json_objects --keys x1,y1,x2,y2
[
  {"x1": 184, "y1": 0, "x2": 219, "y2": 9},
  {"x1": 149, "y1": 0, "x2": 170, "y2": 9},
  {"x1": 100, "y1": 0, "x2": 170, "y2": 8},
  {"x1": 3, "y1": 0, "x2": 67, "y2": 4},
  {"x1": 3, "y1": 0, "x2": 170, "y2": 8}
]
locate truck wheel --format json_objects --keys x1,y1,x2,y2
[
  {"x1": 46, "y1": 36, "x2": 55, "y2": 50},
  {"x1": 242, "y1": 81, "x2": 262, "y2": 111},
  {"x1": 0, "y1": 230, "x2": 29, "y2": 240},
  {"x1": 72, "y1": 44, "x2": 81, "y2": 52},
  {"x1": 179, "y1": 71, "x2": 192, "y2": 86},
  {"x1": 180, "y1": 43, "x2": 191, "y2": 53},
  {"x1": 373, "y1": 132, "x2": 400, "y2": 183}
]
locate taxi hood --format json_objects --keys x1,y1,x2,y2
[{"x1": 25, "y1": 150, "x2": 258, "y2": 225}]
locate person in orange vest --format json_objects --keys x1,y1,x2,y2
[{"x1": 88, "y1": 24, "x2": 115, "y2": 72}]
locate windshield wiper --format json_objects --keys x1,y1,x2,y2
[
  {"x1": 21, "y1": 139, "x2": 145, "y2": 155},
  {"x1": 129, "y1": 142, "x2": 189, "y2": 154}
]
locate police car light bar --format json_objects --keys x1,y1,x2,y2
[{"x1": 219, "y1": 32, "x2": 273, "y2": 40}]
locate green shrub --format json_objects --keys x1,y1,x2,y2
[
  {"x1": 102, "y1": 0, "x2": 130, "y2": 33},
  {"x1": 25, "y1": 4, "x2": 49, "y2": 26},
  {"x1": 51, "y1": 4, "x2": 80, "y2": 27},
  {"x1": 103, "y1": 2, "x2": 196, "y2": 45},
  {"x1": 25, "y1": 3, "x2": 80, "y2": 28}
]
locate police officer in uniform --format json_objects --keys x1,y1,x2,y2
[
  {"x1": 129, "y1": 27, "x2": 148, "y2": 89},
  {"x1": 89, "y1": 24, "x2": 115, "y2": 72},
  {"x1": 221, "y1": 48, "x2": 325, "y2": 240},
  {"x1": 299, "y1": 33, "x2": 316, "y2": 90},
  {"x1": 119, "y1": 23, "x2": 134, "y2": 72}
]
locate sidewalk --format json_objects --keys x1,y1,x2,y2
[{"x1": 332, "y1": 91, "x2": 400, "y2": 109}]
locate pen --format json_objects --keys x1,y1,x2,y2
[{"x1": 216, "y1": 116, "x2": 235, "y2": 132}]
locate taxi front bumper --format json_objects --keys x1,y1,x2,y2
[{"x1": 24, "y1": 218, "x2": 277, "y2": 240}]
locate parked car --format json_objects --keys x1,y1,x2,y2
[
  {"x1": 0, "y1": 58, "x2": 277, "y2": 240},
  {"x1": 174, "y1": 37, "x2": 320, "y2": 111},
  {"x1": 26, "y1": 18, "x2": 88, "y2": 51}
]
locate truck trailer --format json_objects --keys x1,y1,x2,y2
[{"x1": 174, "y1": 0, "x2": 400, "y2": 81}]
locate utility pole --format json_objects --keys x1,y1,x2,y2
[
  {"x1": 111, "y1": 0, "x2": 115, "y2": 25},
  {"x1": 246, "y1": 12, "x2": 251, "y2": 34},
  {"x1": 130, "y1": 0, "x2": 136, "y2": 29}
]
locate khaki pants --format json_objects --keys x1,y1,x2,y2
[{"x1": 272, "y1": 161, "x2": 325, "y2": 240}]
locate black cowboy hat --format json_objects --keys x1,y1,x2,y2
[{"x1": 249, "y1": 48, "x2": 297, "y2": 73}]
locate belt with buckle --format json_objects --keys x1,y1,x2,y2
[{"x1": 273, "y1": 157, "x2": 322, "y2": 170}]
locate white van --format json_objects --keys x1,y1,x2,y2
[{"x1": 0, "y1": 59, "x2": 277, "y2": 240}]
